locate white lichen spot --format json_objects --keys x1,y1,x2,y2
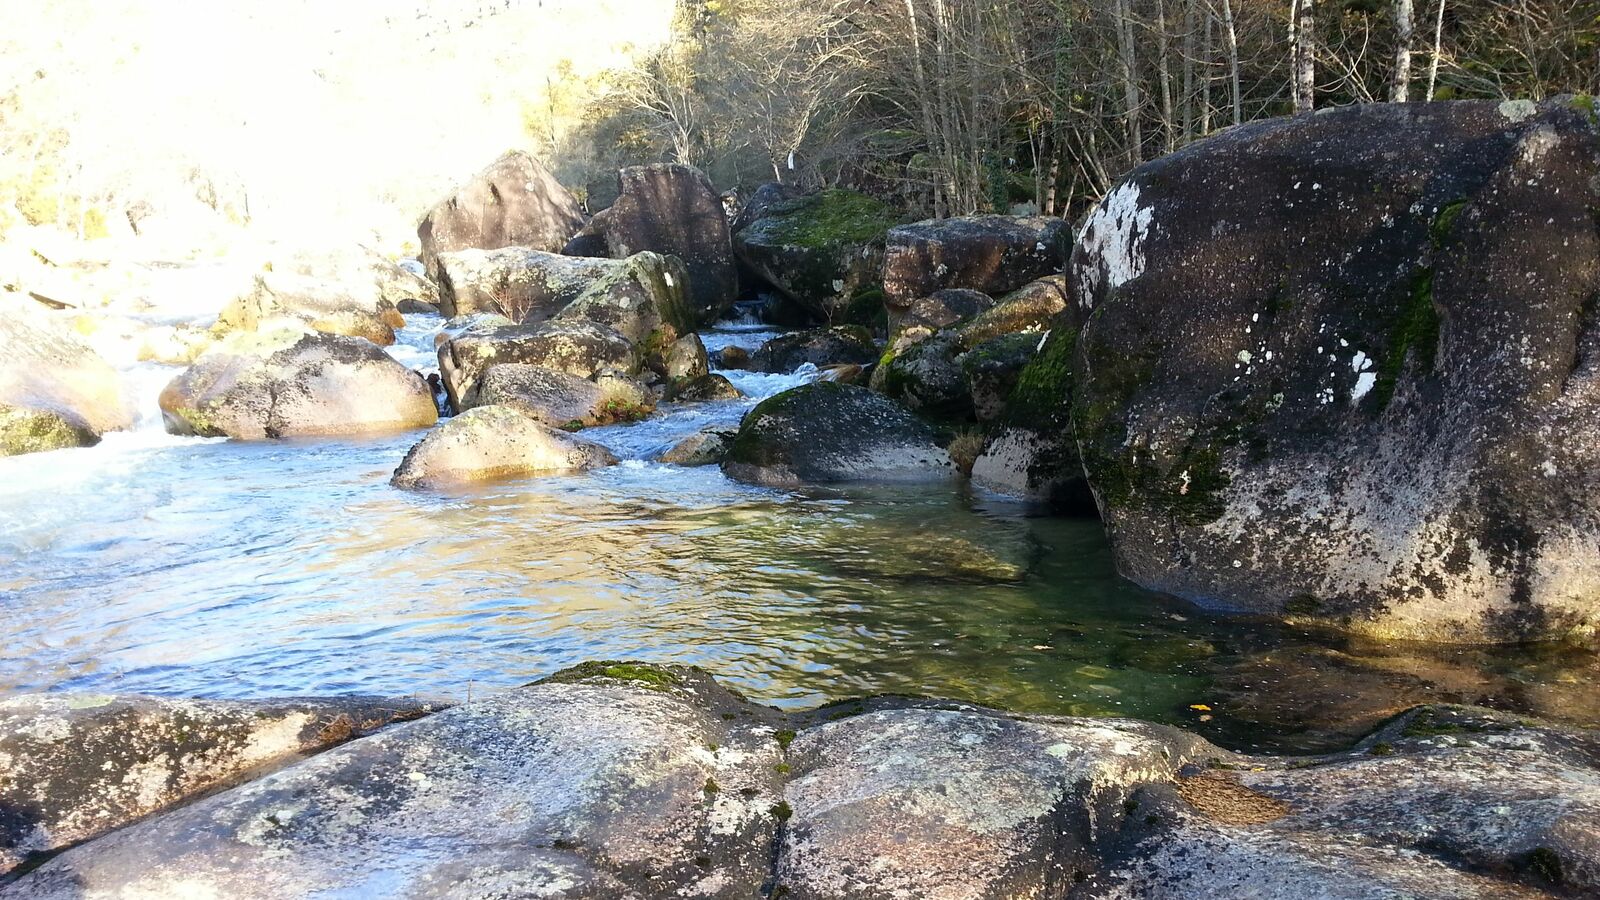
[
  {"x1": 1351, "y1": 372, "x2": 1378, "y2": 403},
  {"x1": 1498, "y1": 98, "x2": 1538, "y2": 123},
  {"x1": 1075, "y1": 181, "x2": 1155, "y2": 308},
  {"x1": 1237, "y1": 350, "x2": 1253, "y2": 364},
  {"x1": 831, "y1": 279, "x2": 845, "y2": 293},
  {"x1": 663, "y1": 271, "x2": 675, "y2": 288}
]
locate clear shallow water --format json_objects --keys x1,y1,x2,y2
[{"x1": 0, "y1": 320, "x2": 1596, "y2": 753}]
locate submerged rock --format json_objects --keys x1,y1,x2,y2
[
  {"x1": 0, "y1": 693, "x2": 435, "y2": 875},
  {"x1": 215, "y1": 271, "x2": 404, "y2": 346},
  {"x1": 437, "y1": 318, "x2": 639, "y2": 412},
  {"x1": 1072, "y1": 99, "x2": 1600, "y2": 643},
  {"x1": 732, "y1": 188, "x2": 896, "y2": 323},
  {"x1": 391, "y1": 405, "x2": 619, "y2": 488},
  {"x1": 159, "y1": 330, "x2": 437, "y2": 440},
  {"x1": 14, "y1": 671, "x2": 1588, "y2": 899},
  {"x1": 882, "y1": 216, "x2": 1069, "y2": 330},
  {"x1": 417, "y1": 150, "x2": 586, "y2": 280},
  {"x1": 470, "y1": 364, "x2": 654, "y2": 428},
  {"x1": 751, "y1": 325, "x2": 877, "y2": 374},
  {"x1": 576, "y1": 163, "x2": 738, "y2": 325},
  {"x1": 0, "y1": 293, "x2": 133, "y2": 455},
  {"x1": 721, "y1": 382, "x2": 956, "y2": 486}
]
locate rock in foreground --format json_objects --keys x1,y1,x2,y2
[
  {"x1": 7, "y1": 669, "x2": 1592, "y2": 899},
  {"x1": 1072, "y1": 98, "x2": 1600, "y2": 643},
  {"x1": 721, "y1": 382, "x2": 956, "y2": 486},
  {"x1": 0, "y1": 693, "x2": 436, "y2": 874},
  {"x1": 391, "y1": 405, "x2": 619, "y2": 488},
  {"x1": 159, "y1": 331, "x2": 438, "y2": 440}
]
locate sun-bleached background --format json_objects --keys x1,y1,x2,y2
[{"x1": 0, "y1": 0, "x2": 675, "y2": 251}]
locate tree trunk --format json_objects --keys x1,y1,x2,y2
[
  {"x1": 1156, "y1": 0, "x2": 1176, "y2": 152},
  {"x1": 1221, "y1": 0, "x2": 1242, "y2": 124},
  {"x1": 1181, "y1": 0, "x2": 1197, "y2": 142},
  {"x1": 1044, "y1": 147, "x2": 1061, "y2": 216},
  {"x1": 903, "y1": 0, "x2": 946, "y2": 217},
  {"x1": 1391, "y1": 0, "x2": 1415, "y2": 101},
  {"x1": 1294, "y1": 0, "x2": 1316, "y2": 112},
  {"x1": 1113, "y1": 0, "x2": 1144, "y2": 164},
  {"x1": 1425, "y1": 0, "x2": 1446, "y2": 100}
]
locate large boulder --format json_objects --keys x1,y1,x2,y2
[
  {"x1": 751, "y1": 325, "x2": 877, "y2": 374},
  {"x1": 1072, "y1": 98, "x2": 1600, "y2": 643},
  {"x1": 0, "y1": 293, "x2": 134, "y2": 455},
  {"x1": 471, "y1": 364, "x2": 654, "y2": 427},
  {"x1": 732, "y1": 189, "x2": 896, "y2": 323},
  {"x1": 11, "y1": 667, "x2": 785, "y2": 899},
  {"x1": 437, "y1": 318, "x2": 639, "y2": 412},
  {"x1": 417, "y1": 150, "x2": 586, "y2": 281},
  {"x1": 0, "y1": 693, "x2": 435, "y2": 875},
  {"x1": 578, "y1": 164, "x2": 738, "y2": 325},
  {"x1": 215, "y1": 272, "x2": 405, "y2": 346},
  {"x1": 555, "y1": 252, "x2": 696, "y2": 347},
  {"x1": 882, "y1": 215, "x2": 1069, "y2": 330},
  {"x1": 721, "y1": 382, "x2": 957, "y2": 486},
  {"x1": 433, "y1": 247, "x2": 615, "y2": 321},
  {"x1": 159, "y1": 330, "x2": 438, "y2": 439},
  {"x1": 391, "y1": 405, "x2": 619, "y2": 488}
]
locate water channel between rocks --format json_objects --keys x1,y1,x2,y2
[{"x1": 1, "y1": 314, "x2": 1595, "y2": 754}]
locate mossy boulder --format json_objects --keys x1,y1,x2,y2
[
  {"x1": 971, "y1": 325, "x2": 1095, "y2": 511},
  {"x1": 437, "y1": 318, "x2": 639, "y2": 413},
  {"x1": 556, "y1": 251, "x2": 697, "y2": 348},
  {"x1": 751, "y1": 325, "x2": 877, "y2": 374},
  {"x1": 733, "y1": 188, "x2": 897, "y2": 323},
  {"x1": 882, "y1": 216, "x2": 1070, "y2": 330},
  {"x1": 215, "y1": 272, "x2": 404, "y2": 346},
  {"x1": 954, "y1": 275, "x2": 1068, "y2": 352},
  {"x1": 160, "y1": 330, "x2": 438, "y2": 440},
  {"x1": 391, "y1": 405, "x2": 620, "y2": 488},
  {"x1": 722, "y1": 382, "x2": 957, "y2": 486},
  {"x1": 1072, "y1": 99, "x2": 1600, "y2": 643},
  {"x1": 417, "y1": 150, "x2": 585, "y2": 280},
  {"x1": 0, "y1": 293, "x2": 134, "y2": 456},
  {"x1": 433, "y1": 246, "x2": 614, "y2": 321},
  {"x1": 470, "y1": 364, "x2": 654, "y2": 427}
]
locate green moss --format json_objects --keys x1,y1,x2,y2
[
  {"x1": 837, "y1": 286, "x2": 888, "y2": 331},
  {"x1": 1570, "y1": 93, "x2": 1598, "y2": 125},
  {"x1": 769, "y1": 800, "x2": 794, "y2": 822},
  {"x1": 597, "y1": 397, "x2": 651, "y2": 424},
  {"x1": 1371, "y1": 267, "x2": 1441, "y2": 410},
  {"x1": 1003, "y1": 326, "x2": 1077, "y2": 431},
  {"x1": 540, "y1": 661, "x2": 682, "y2": 691},
  {"x1": 774, "y1": 762, "x2": 792, "y2": 775},
  {"x1": 0, "y1": 406, "x2": 96, "y2": 456},
  {"x1": 703, "y1": 777, "x2": 721, "y2": 795},
  {"x1": 1284, "y1": 594, "x2": 1322, "y2": 616},
  {"x1": 1525, "y1": 847, "x2": 1564, "y2": 884},
  {"x1": 1430, "y1": 199, "x2": 1468, "y2": 246},
  {"x1": 1369, "y1": 742, "x2": 1395, "y2": 756},
  {"x1": 773, "y1": 729, "x2": 797, "y2": 750},
  {"x1": 757, "y1": 190, "x2": 898, "y2": 251}
]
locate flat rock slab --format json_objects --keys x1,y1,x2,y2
[
  {"x1": 0, "y1": 693, "x2": 436, "y2": 874},
  {"x1": 4, "y1": 673, "x2": 1595, "y2": 899},
  {"x1": 8, "y1": 668, "x2": 784, "y2": 899}
]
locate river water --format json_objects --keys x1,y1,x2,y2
[{"x1": 1, "y1": 314, "x2": 1595, "y2": 753}]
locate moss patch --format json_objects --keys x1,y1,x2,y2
[
  {"x1": 756, "y1": 190, "x2": 898, "y2": 251},
  {"x1": 539, "y1": 661, "x2": 683, "y2": 692}
]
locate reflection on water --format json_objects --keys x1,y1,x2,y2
[{"x1": 0, "y1": 326, "x2": 1594, "y2": 753}]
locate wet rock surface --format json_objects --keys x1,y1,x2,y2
[
  {"x1": 751, "y1": 325, "x2": 877, "y2": 374},
  {"x1": 159, "y1": 330, "x2": 437, "y2": 440},
  {"x1": 1071, "y1": 98, "x2": 1600, "y2": 643},
  {"x1": 418, "y1": 150, "x2": 586, "y2": 280},
  {"x1": 0, "y1": 693, "x2": 435, "y2": 875},
  {"x1": 6, "y1": 670, "x2": 1591, "y2": 899},
  {"x1": 722, "y1": 382, "x2": 957, "y2": 487},
  {"x1": 0, "y1": 293, "x2": 133, "y2": 455},
  {"x1": 391, "y1": 405, "x2": 620, "y2": 488}
]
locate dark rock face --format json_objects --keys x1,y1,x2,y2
[
  {"x1": 972, "y1": 325, "x2": 1095, "y2": 511},
  {"x1": 1071, "y1": 99, "x2": 1600, "y2": 643},
  {"x1": 729, "y1": 181, "x2": 805, "y2": 234},
  {"x1": 578, "y1": 164, "x2": 738, "y2": 325},
  {"x1": 721, "y1": 382, "x2": 956, "y2": 486},
  {"x1": 882, "y1": 216, "x2": 1069, "y2": 328},
  {"x1": 732, "y1": 189, "x2": 896, "y2": 323},
  {"x1": 751, "y1": 326, "x2": 878, "y2": 374},
  {"x1": 437, "y1": 319, "x2": 639, "y2": 412},
  {"x1": 159, "y1": 330, "x2": 438, "y2": 440},
  {"x1": 12, "y1": 673, "x2": 1592, "y2": 900},
  {"x1": 666, "y1": 373, "x2": 741, "y2": 403},
  {"x1": 0, "y1": 693, "x2": 436, "y2": 874},
  {"x1": 417, "y1": 151, "x2": 586, "y2": 281},
  {"x1": 658, "y1": 425, "x2": 738, "y2": 465}
]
